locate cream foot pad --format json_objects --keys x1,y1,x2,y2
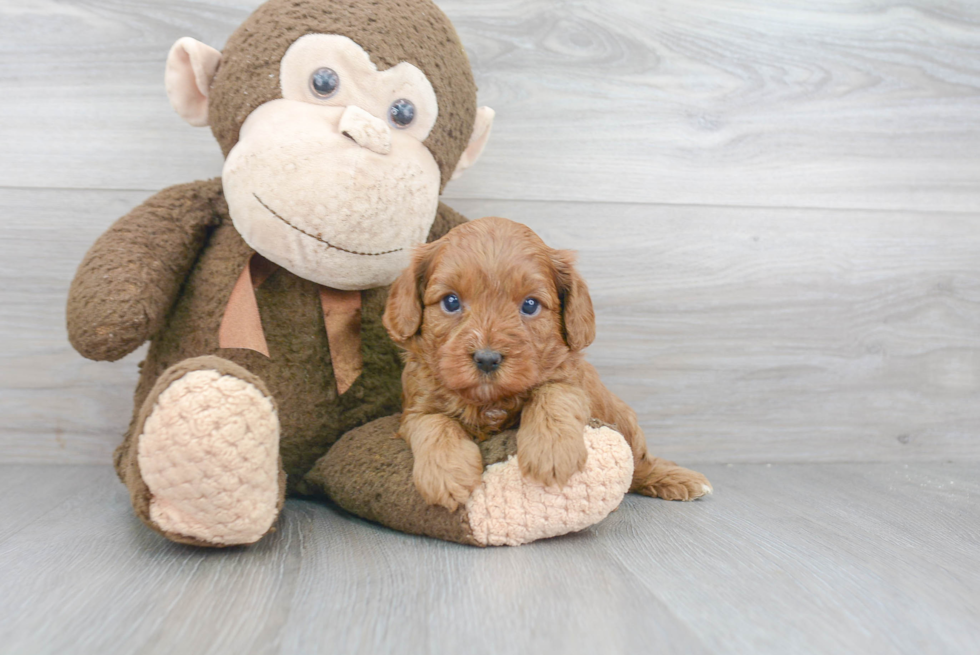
[
  {"x1": 466, "y1": 426, "x2": 634, "y2": 546},
  {"x1": 138, "y1": 369, "x2": 280, "y2": 545}
]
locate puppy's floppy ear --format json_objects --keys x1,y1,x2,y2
[
  {"x1": 383, "y1": 242, "x2": 440, "y2": 344},
  {"x1": 551, "y1": 249, "x2": 596, "y2": 351}
]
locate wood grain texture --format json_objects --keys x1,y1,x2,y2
[
  {"x1": 0, "y1": 465, "x2": 104, "y2": 543},
  {"x1": 5, "y1": 188, "x2": 977, "y2": 464},
  {"x1": 0, "y1": 188, "x2": 151, "y2": 463},
  {"x1": 602, "y1": 461, "x2": 980, "y2": 654},
  {"x1": 453, "y1": 198, "x2": 980, "y2": 464},
  {"x1": 0, "y1": 0, "x2": 978, "y2": 211},
  {"x1": 1, "y1": 463, "x2": 977, "y2": 654}
]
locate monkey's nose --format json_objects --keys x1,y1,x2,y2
[
  {"x1": 473, "y1": 349, "x2": 503, "y2": 374},
  {"x1": 338, "y1": 105, "x2": 391, "y2": 155}
]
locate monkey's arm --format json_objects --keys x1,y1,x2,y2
[
  {"x1": 67, "y1": 179, "x2": 223, "y2": 361},
  {"x1": 426, "y1": 202, "x2": 468, "y2": 242}
]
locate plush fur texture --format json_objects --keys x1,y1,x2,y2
[
  {"x1": 87, "y1": 180, "x2": 468, "y2": 491},
  {"x1": 466, "y1": 422, "x2": 633, "y2": 546},
  {"x1": 67, "y1": 181, "x2": 221, "y2": 363},
  {"x1": 209, "y1": 0, "x2": 477, "y2": 192},
  {"x1": 138, "y1": 358, "x2": 282, "y2": 546},
  {"x1": 116, "y1": 355, "x2": 288, "y2": 547},
  {"x1": 67, "y1": 0, "x2": 637, "y2": 547},
  {"x1": 69, "y1": 175, "x2": 468, "y2": 541},
  {"x1": 220, "y1": 31, "x2": 447, "y2": 290},
  {"x1": 301, "y1": 414, "x2": 481, "y2": 544},
  {"x1": 302, "y1": 415, "x2": 634, "y2": 547},
  {"x1": 384, "y1": 217, "x2": 713, "y2": 510}
]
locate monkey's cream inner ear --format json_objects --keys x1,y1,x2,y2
[
  {"x1": 450, "y1": 106, "x2": 495, "y2": 181},
  {"x1": 165, "y1": 37, "x2": 222, "y2": 127}
]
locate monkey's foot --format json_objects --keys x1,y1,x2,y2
[
  {"x1": 465, "y1": 425, "x2": 633, "y2": 546},
  {"x1": 136, "y1": 358, "x2": 282, "y2": 546}
]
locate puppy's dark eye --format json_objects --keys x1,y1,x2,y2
[
  {"x1": 442, "y1": 293, "x2": 461, "y2": 313},
  {"x1": 310, "y1": 67, "x2": 340, "y2": 98},
  {"x1": 520, "y1": 298, "x2": 541, "y2": 316}
]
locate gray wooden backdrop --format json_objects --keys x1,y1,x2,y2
[{"x1": 2, "y1": 0, "x2": 979, "y2": 465}]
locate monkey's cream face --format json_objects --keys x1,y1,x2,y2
[{"x1": 222, "y1": 34, "x2": 442, "y2": 290}]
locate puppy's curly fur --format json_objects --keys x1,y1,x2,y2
[{"x1": 383, "y1": 217, "x2": 712, "y2": 511}]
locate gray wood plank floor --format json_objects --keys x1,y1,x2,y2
[{"x1": 1, "y1": 463, "x2": 977, "y2": 655}]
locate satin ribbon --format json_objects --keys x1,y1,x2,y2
[{"x1": 218, "y1": 254, "x2": 363, "y2": 395}]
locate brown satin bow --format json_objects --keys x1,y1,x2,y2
[{"x1": 218, "y1": 254, "x2": 363, "y2": 395}]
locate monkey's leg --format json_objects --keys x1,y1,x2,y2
[
  {"x1": 300, "y1": 416, "x2": 633, "y2": 547},
  {"x1": 115, "y1": 355, "x2": 286, "y2": 547}
]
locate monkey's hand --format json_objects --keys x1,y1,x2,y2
[
  {"x1": 401, "y1": 413, "x2": 483, "y2": 511},
  {"x1": 517, "y1": 383, "x2": 590, "y2": 488},
  {"x1": 67, "y1": 180, "x2": 221, "y2": 361}
]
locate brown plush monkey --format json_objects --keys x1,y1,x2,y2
[{"x1": 67, "y1": 0, "x2": 634, "y2": 548}]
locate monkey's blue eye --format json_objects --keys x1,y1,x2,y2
[
  {"x1": 521, "y1": 298, "x2": 541, "y2": 316},
  {"x1": 389, "y1": 98, "x2": 415, "y2": 128},
  {"x1": 310, "y1": 68, "x2": 339, "y2": 98},
  {"x1": 441, "y1": 293, "x2": 461, "y2": 313}
]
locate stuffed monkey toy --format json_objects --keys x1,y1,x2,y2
[{"x1": 66, "y1": 0, "x2": 635, "y2": 548}]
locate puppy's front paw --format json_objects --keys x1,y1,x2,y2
[
  {"x1": 412, "y1": 437, "x2": 483, "y2": 511},
  {"x1": 517, "y1": 423, "x2": 588, "y2": 488}
]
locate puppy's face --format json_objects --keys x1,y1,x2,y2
[{"x1": 384, "y1": 217, "x2": 595, "y2": 405}]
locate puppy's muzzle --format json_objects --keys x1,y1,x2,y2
[{"x1": 473, "y1": 349, "x2": 503, "y2": 374}]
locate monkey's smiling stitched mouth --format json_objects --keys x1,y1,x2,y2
[{"x1": 253, "y1": 193, "x2": 404, "y2": 257}]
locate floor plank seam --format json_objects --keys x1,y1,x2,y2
[
  {"x1": 4, "y1": 185, "x2": 979, "y2": 217},
  {"x1": 0, "y1": 476, "x2": 108, "y2": 549}
]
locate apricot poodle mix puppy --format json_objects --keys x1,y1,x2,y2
[{"x1": 383, "y1": 217, "x2": 712, "y2": 511}]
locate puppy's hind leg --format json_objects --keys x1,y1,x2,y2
[
  {"x1": 632, "y1": 454, "x2": 712, "y2": 501},
  {"x1": 603, "y1": 394, "x2": 712, "y2": 501}
]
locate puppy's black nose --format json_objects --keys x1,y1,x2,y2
[{"x1": 473, "y1": 349, "x2": 503, "y2": 374}]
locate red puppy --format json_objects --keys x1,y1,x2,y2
[{"x1": 383, "y1": 217, "x2": 712, "y2": 511}]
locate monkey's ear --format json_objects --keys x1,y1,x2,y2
[
  {"x1": 383, "y1": 243, "x2": 440, "y2": 345},
  {"x1": 552, "y1": 249, "x2": 596, "y2": 352},
  {"x1": 165, "y1": 37, "x2": 222, "y2": 127},
  {"x1": 450, "y1": 107, "x2": 495, "y2": 181}
]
